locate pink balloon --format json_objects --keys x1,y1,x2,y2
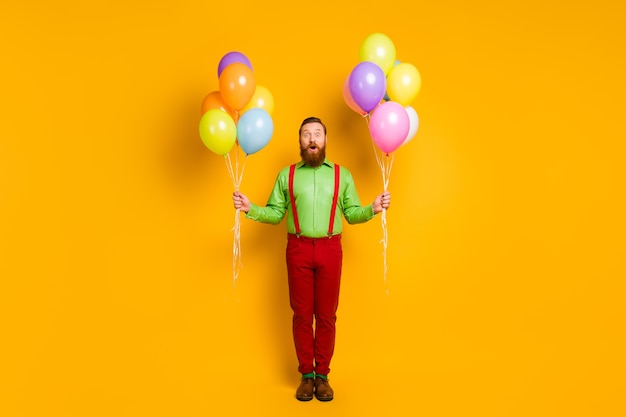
[
  {"x1": 342, "y1": 76, "x2": 366, "y2": 115},
  {"x1": 369, "y1": 101, "x2": 410, "y2": 154}
]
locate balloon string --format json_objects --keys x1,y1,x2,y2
[
  {"x1": 225, "y1": 146, "x2": 247, "y2": 287},
  {"x1": 364, "y1": 114, "x2": 392, "y2": 294},
  {"x1": 381, "y1": 204, "x2": 389, "y2": 294},
  {"x1": 231, "y1": 208, "x2": 242, "y2": 286},
  {"x1": 379, "y1": 152, "x2": 393, "y2": 295}
]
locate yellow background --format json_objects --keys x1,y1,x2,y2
[{"x1": 1, "y1": 1, "x2": 625, "y2": 416}]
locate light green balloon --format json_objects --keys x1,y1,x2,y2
[
  {"x1": 359, "y1": 33, "x2": 396, "y2": 75},
  {"x1": 199, "y1": 109, "x2": 237, "y2": 155}
]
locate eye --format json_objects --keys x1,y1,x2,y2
[{"x1": 315, "y1": 133, "x2": 321, "y2": 137}]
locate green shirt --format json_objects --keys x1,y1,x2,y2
[{"x1": 246, "y1": 159, "x2": 376, "y2": 237}]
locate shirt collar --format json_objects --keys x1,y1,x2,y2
[{"x1": 297, "y1": 158, "x2": 333, "y2": 169}]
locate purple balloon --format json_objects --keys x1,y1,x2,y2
[
  {"x1": 348, "y1": 61, "x2": 386, "y2": 113},
  {"x1": 217, "y1": 51, "x2": 253, "y2": 78}
]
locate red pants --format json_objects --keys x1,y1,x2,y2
[{"x1": 286, "y1": 233, "x2": 342, "y2": 376}]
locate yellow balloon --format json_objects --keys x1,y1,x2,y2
[
  {"x1": 359, "y1": 33, "x2": 396, "y2": 75},
  {"x1": 241, "y1": 85, "x2": 275, "y2": 115},
  {"x1": 199, "y1": 109, "x2": 237, "y2": 155},
  {"x1": 386, "y1": 62, "x2": 422, "y2": 106}
]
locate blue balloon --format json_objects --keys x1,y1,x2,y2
[
  {"x1": 237, "y1": 108, "x2": 274, "y2": 155},
  {"x1": 348, "y1": 61, "x2": 386, "y2": 113}
]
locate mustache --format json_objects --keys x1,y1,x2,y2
[{"x1": 300, "y1": 143, "x2": 324, "y2": 151}]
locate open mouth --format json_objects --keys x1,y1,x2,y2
[{"x1": 308, "y1": 145, "x2": 318, "y2": 151}]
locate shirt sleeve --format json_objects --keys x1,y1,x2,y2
[
  {"x1": 245, "y1": 170, "x2": 289, "y2": 225},
  {"x1": 341, "y1": 168, "x2": 376, "y2": 224}
]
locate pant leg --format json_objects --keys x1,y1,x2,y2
[
  {"x1": 286, "y1": 235, "x2": 315, "y2": 375},
  {"x1": 312, "y1": 236, "x2": 343, "y2": 376}
]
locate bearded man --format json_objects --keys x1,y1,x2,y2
[{"x1": 232, "y1": 116, "x2": 391, "y2": 402}]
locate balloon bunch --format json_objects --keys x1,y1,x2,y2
[
  {"x1": 199, "y1": 51, "x2": 275, "y2": 285},
  {"x1": 343, "y1": 33, "x2": 422, "y2": 289}
]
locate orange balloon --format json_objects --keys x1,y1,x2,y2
[
  {"x1": 201, "y1": 90, "x2": 234, "y2": 117},
  {"x1": 218, "y1": 62, "x2": 256, "y2": 111},
  {"x1": 342, "y1": 76, "x2": 367, "y2": 115}
]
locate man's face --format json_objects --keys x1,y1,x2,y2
[{"x1": 299, "y1": 122, "x2": 326, "y2": 167}]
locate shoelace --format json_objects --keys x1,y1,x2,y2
[{"x1": 316, "y1": 378, "x2": 330, "y2": 387}]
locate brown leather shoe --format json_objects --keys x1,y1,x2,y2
[
  {"x1": 314, "y1": 376, "x2": 334, "y2": 401},
  {"x1": 295, "y1": 378, "x2": 314, "y2": 401}
]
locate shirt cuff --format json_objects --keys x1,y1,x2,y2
[
  {"x1": 245, "y1": 202, "x2": 260, "y2": 219},
  {"x1": 370, "y1": 205, "x2": 377, "y2": 217}
]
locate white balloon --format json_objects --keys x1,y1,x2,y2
[{"x1": 403, "y1": 106, "x2": 419, "y2": 145}]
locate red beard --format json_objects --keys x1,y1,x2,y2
[{"x1": 300, "y1": 144, "x2": 326, "y2": 167}]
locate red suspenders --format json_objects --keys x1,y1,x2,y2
[
  {"x1": 288, "y1": 164, "x2": 298, "y2": 232},
  {"x1": 328, "y1": 163, "x2": 340, "y2": 235},
  {"x1": 289, "y1": 163, "x2": 340, "y2": 237}
]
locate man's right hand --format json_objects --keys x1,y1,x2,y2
[{"x1": 232, "y1": 191, "x2": 251, "y2": 213}]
